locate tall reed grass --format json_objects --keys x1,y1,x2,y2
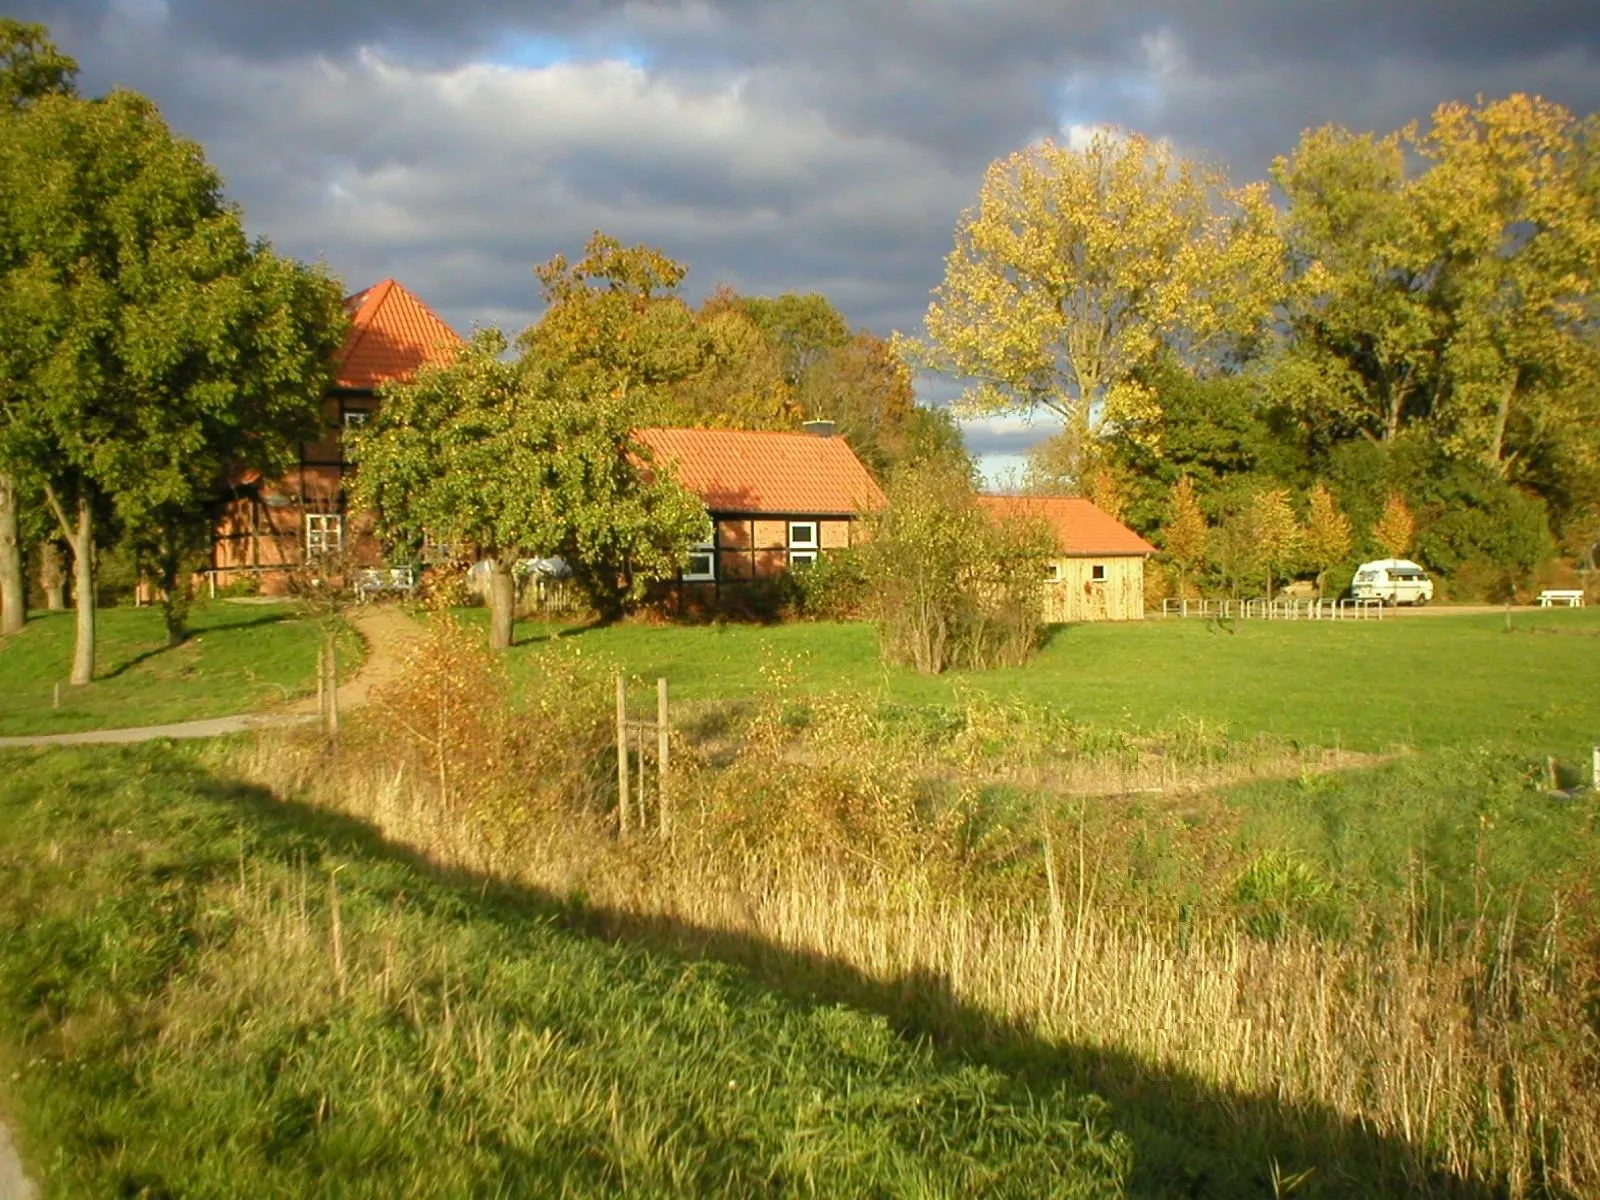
[{"x1": 222, "y1": 614, "x2": 1600, "y2": 1196}]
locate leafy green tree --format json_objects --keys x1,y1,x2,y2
[
  {"x1": 0, "y1": 19, "x2": 78, "y2": 636},
  {"x1": 520, "y1": 232, "x2": 708, "y2": 418},
  {"x1": 740, "y1": 292, "x2": 851, "y2": 388},
  {"x1": 661, "y1": 288, "x2": 796, "y2": 430},
  {"x1": 1272, "y1": 125, "x2": 1446, "y2": 445},
  {"x1": 907, "y1": 130, "x2": 1282, "y2": 455},
  {"x1": 1413, "y1": 95, "x2": 1600, "y2": 474},
  {"x1": 1303, "y1": 482, "x2": 1354, "y2": 598},
  {"x1": 794, "y1": 329, "x2": 918, "y2": 476},
  {"x1": 352, "y1": 330, "x2": 709, "y2": 647},
  {"x1": 0, "y1": 73, "x2": 342, "y2": 675}
]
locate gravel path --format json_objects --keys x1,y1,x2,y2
[
  {"x1": 0, "y1": 605, "x2": 422, "y2": 750},
  {"x1": 0, "y1": 1119, "x2": 33, "y2": 1200}
]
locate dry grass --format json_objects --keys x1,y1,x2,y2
[{"x1": 217, "y1": 614, "x2": 1600, "y2": 1197}]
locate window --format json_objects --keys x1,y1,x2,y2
[
  {"x1": 683, "y1": 542, "x2": 716, "y2": 582},
  {"x1": 788, "y1": 521, "x2": 818, "y2": 550},
  {"x1": 305, "y1": 513, "x2": 343, "y2": 558},
  {"x1": 342, "y1": 409, "x2": 369, "y2": 428},
  {"x1": 789, "y1": 550, "x2": 818, "y2": 570},
  {"x1": 1090, "y1": 563, "x2": 1107, "y2": 583},
  {"x1": 1043, "y1": 562, "x2": 1063, "y2": 583}
]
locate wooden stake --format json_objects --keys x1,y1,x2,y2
[
  {"x1": 329, "y1": 867, "x2": 347, "y2": 1001},
  {"x1": 326, "y1": 637, "x2": 339, "y2": 739},
  {"x1": 615, "y1": 674, "x2": 630, "y2": 836},
  {"x1": 52, "y1": 682, "x2": 60, "y2": 711},
  {"x1": 316, "y1": 646, "x2": 326, "y2": 724},
  {"x1": 657, "y1": 677, "x2": 670, "y2": 837}
]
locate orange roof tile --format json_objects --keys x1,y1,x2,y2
[
  {"x1": 334, "y1": 279, "x2": 464, "y2": 390},
  {"x1": 977, "y1": 495, "x2": 1156, "y2": 556},
  {"x1": 636, "y1": 427, "x2": 886, "y2": 516}
]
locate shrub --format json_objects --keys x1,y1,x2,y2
[
  {"x1": 793, "y1": 544, "x2": 871, "y2": 619},
  {"x1": 862, "y1": 460, "x2": 1053, "y2": 673}
]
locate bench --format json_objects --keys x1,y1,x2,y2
[
  {"x1": 355, "y1": 566, "x2": 417, "y2": 603},
  {"x1": 1537, "y1": 589, "x2": 1585, "y2": 608}
]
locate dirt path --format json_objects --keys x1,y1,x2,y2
[
  {"x1": 0, "y1": 605, "x2": 425, "y2": 750},
  {"x1": 0, "y1": 1119, "x2": 33, "y2": 1200}
]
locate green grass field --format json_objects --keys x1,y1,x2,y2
[
  {"x1": 0, "y1": 746, "x2": 1130, "y2": 1197},
  {"x1": 0, "y1": 602, "x2": 359, "y2": 737},
  {"x1": 497, "y1": 608, "x2": 1600, "y2": 756}
]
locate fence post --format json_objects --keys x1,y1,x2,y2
[
  {"x1": 1592, "y1": 745, "x2": 1598, "y2": 791},
  {"x1": 657, "y1": 678, "x2": 670, "y2": 838},
  {"x1": 615, "y1": 674, "x2": 630, "y2": 837}
]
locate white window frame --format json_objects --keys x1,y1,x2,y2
[
  {"x1": 305, "y1": 513, "x2": 343, "y2": 558},
  {"x1": 788, "y1": 550, "x2": 818, "y2": 570},
  {"x1": 788, "y1": 521, "x2": 819, "y2": 550},
  {"x1": 1044, "y1": 562, "x2": 1063, "y2": 583},
  {"x1": 342, "y1": 409, "x2": 370, "y2": 428},
  {"x1": 683, "y1": 542, "x2": 716, "y2": 582},
  {"x1": 1090, "y1": 562, "x2": 1108, "y2": 583}
]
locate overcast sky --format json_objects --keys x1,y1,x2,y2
[{"x1": 17, "y1": 0, "x2": 1600, "y2": 477}]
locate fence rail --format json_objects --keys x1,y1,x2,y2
[{"x1": 1160, "y1": 597, "x2": 1386, "y2": 621}]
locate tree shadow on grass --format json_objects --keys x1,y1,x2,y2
[
  {"x1": 99, "y1": 611, "x2": 296, "y2": 680},
  {"x1": 171, "y1": 757, "x2": 1535, "y2": 1200}
]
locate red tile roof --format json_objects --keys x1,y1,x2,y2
[
  {"x1": 977, "y1": 495, "x2": 1156, "y2": 556},
  {"x1": 636, "y1": 427, "x2": 886, "y2": 516},
  {"x1": 334, "y1": 279, "x2": 463, "y2": 390}
]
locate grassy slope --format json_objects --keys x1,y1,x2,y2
[
  {"x1": 499, "y1": 608, "x2": 1600, "y2": 755},
  {"x1": 0, "y1": 603, "x2": 360, "y2": 737},
  {"x1": 0, "y1": 746, "x2": 1128, "y2": 1199}
]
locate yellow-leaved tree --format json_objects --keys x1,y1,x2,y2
[
  {"x1": 1303, "y1": 482, "x2": 1354, "y2": 598},
  {"x1": 1162, "y1": 476, "x2": 1207, "y2": 599},
  {"x1": 1372, "y1": 492, "x2": 1416, "y2": 560},
  {"x1": 905, "y1": 130, "x2": 1283, "y2": 470}
]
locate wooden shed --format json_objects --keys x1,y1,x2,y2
[{"x1": 977, "y1": 495, "x2": 1156, "y2": 622}]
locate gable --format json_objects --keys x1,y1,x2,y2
[
  {"x1": 636, "y1": 427, "x2": 886, "y2": 516},
  {"x1": 334, "y1": 279, "x2": 464, "y2": 390}
]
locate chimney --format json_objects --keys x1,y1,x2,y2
[{"x1": 802, "y1": 419, "x2": 835, "y2": 438}]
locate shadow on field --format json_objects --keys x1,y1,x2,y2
[
  {"x1": 100, "y1": 610, "x2": 295, "y2": 679},
  {"x1": 190, "y1": 762, "x2": 1507, "y2": 1200}
]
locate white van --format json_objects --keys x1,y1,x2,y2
[{"x1": 1351, "y1": 559, "x2": 1434, "y2": 606}]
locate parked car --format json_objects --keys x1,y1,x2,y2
[{"x1": 1351, "y1": 559, "x2": 1434, "y2": 606}]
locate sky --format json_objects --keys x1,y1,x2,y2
[{"x1": 17, "y1": 0, "x2": 1600, "y2": 481}]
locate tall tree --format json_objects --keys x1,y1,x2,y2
[
  {"x1": 795, "y1": 329, "x2": 918, "y2": 476},
  {"x1": 1246, "y1": 487, "x2": 1302, "y2": 599},
  {"x1": 1162, "y1": 476, "x2": 1207, "y2": 598},
  {"x1": 1412, "y1": 95, "x2": 1600, "y2": 474},
  {"x1": 1303, "y1": 482, "x2": 1354, "y2": 598},
  {"x1": 0, "y1": 84, "x2": 343, "y2": 678},
  {"x1": 352, "y1": 330, "x2": 708, "y2": 646},
  {"x1": 741, "y1": 292, "x2": 851, "y2": 388},
  {"x1": 908, "y1": 131, "x2": 1283, "y2": 461},
  {"x1": 1272, "y1": 124, "x2": 1446, "y2": 445},
  {"x1": 0, "y1": 19, "x2": 78, "y2": 636},
  {"x1": 520, "y1": 232, "x2": 708, "y2": 418}
]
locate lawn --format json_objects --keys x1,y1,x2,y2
[
  {"x1": 497, "y1": 608, "x2": 1600, "y2": 756},
  {"x1": 0, "y1": 745, "x2": 1129, "y2": 1198},
  {"x1": 0, "y1": 602, "x2": 360, "y2": 737}
]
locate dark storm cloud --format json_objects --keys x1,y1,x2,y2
[{"x1": 12, "y1": 0, "x2": 1600, "y2": 466}]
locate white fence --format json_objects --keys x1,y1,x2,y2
[{"x1": 1160, "y1": 597, "x2": 1386, "y2": 621}]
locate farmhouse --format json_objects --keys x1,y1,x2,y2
[
  {"x1": 212, "y1": 280, "x2": 463, "y2": 582},
  {"x1": 976, "y1": 495, "x2": 1156, "y2": 622},
  {"x1": 635, "y1": 425, "x2": 886, "y2": 588}
]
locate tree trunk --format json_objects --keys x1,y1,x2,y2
[
  {"x1": 1486, "y1": 375, "x2": 1516, "y2": 473},
  {"x1": 68, "y1": 497, "x2": 96, "y2": 685},
  {"x1": 159, "y1": 548, "x2": 190, "y2": 647},
  {"x1": 40, "y1": 540, "x2": 67, "y2": 610},
  {"x1": 487, "y1": 557, "x2": 515, "y2": 651},
  {"x1": 0, "y1": 473, "x2": 24, "y2": 635}
]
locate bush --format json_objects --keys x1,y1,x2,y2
[
  {"x1": 862, "y1": 461, "x2": 1054, "y2": 673},
  {"x1": 793, "y1": 544, "x2": 871, "y2": 619}
]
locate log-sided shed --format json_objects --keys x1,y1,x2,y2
[{"x1": 977, "y1": 495, "x2": 1156, "y2": 622}]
